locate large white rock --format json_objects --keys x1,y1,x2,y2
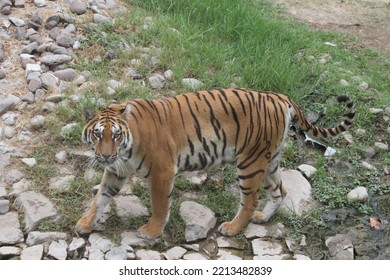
[
  {"x1": 16, "y1": 191, "x2": 58, "y2": 232},
  {"x1": 243, "y1": 222, "x2": 285, "y2": 239},
  {"x1": 26, "y1": 231, "x2": 67, "y2": 246},
  {"x1": 113, "y1": 195, "x2": 148, "y2": 218},
  {"x1": 135, "y1": 249, "x2": 162, "y2": 260},
  {"x1": 0, "y1": 212, "x2": 24, "y2": 245},
  {"x1": 325, "y1": 234, "x2": 354, "y2": 260},
  {"x1": 162, "y1": 246, "x2": 187, "y2": 260},
  {"x1": 280, "y1": 169, "x2": 315, "y2": 216},
  {"x1": 48, "y1": 240, "x2": 68, "y2": 260},
  {"x1": 180, "y1": 201, "x2": 217, "y2": 242},
  {"x1": 251, "y1": 239, "x2": 286, "y2": 260},
  {"x1": 20, "y1": 245, "x2": 44, "y2": 260}
]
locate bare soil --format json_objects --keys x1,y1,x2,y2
[{"x1": 275, "y1": 0, "x2": 390, "y2": 51}]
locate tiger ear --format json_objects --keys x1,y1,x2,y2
[
  {"x1": 120, "y1": 104, "x2": 131, "y2": 120},
  {"x1": 84, "y1": 108, "x2": 96, "y2": 120}
]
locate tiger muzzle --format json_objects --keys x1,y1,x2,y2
[{"x1": 95, "y1": 153, "x2": 117, "y2": 165}]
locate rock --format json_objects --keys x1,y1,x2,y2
[
  {"x1": 3, "y1": 126, "x2": 15, "y2": 139},
  {"x1": 359, "y1": 81, "x2": 369, "y2": 89},
  {"x1": 280, "y1": 169, "x2": 315, "y2": 216},
  {"x1": 0, "y1": 153, "x2": 11, "y2": 174},
  {"x1": 16, "y1": 191, "x2": 58, "y2": 232},
  {"x1": 124, "y1": 68, "x2": 143, "y2": 79},
  {"x1": 364, "y1": 146, "x2": 376, "y2": 158},
  {"x1": 5, "y1": 169, "x2": 25, "y2": 185},
  {"x1": 0, "y1": 185, "x2": 7, "y2": 197},
  {"x1": 369, "y1": 108, "x2": 383, "y2": 114},
  {"x1": 217, "y1": 248, "x2": 243, "y2": 260},
  {"x1": 243, "y1": 222, "x2": 285, "y2": 239},
  {"x1": 340, "y1": 79, "x2": 349, "y2": 86},
  {"x1": 297, "y1": 164, "x2": 317, "y2": 178},
  {"x1": 216, "y1": 236, "x2": 244, "y2": 249},
  {"x1": 148, "y1": 73, "x2": 165, "y2": 89},
  {"x1": 108, "y1": 79, "x2": 123, "y2": 89},
  {"x1": 252, "y1": 239, "x2": 286, "y2": 260},
  {"x1": 121, "y1": 230, "x2": 155, "y2": 248},
  {"x1": 10, "y1": 178, "x2": 31, "y2": 196},
  {"x1": 69, "y1": 0, "x2": 87, "y2": 15},
  {"x1": 1, "y1": 5, "x2": 10, "y2": 15},
  {"x1": 21, "y1": 158, "x2": 37, "y2": 167},
  {"x1": 74, "y1": 75, "x2": 86, "y2": 85},
  {"x1": 94, "y1": 14, "x2": 111, "y2": 24},
  {"x1": 28, "y1": 11, "x2": 43, "y2": 30},
  {"x1": 49, "y1": 175, "x2": 75, "y2": 192},
  {"x1": 374, "y1": 142, "x2": 388, "y2": 151},
  {"x1": 162, "y1": 246, "x2": 187, "y2": 260},
  {"x1": 60, "y1": 122, "x2": 79, "y2": 137},
  {"x1": 135, "y1": 249, "x2": 162, "y2": 260},
  {"x1": 361, "y1": 161, "x2": 377, "y2": 170},
  {"x1": 68, "y1": 237, "x2": 85, "y2": 253},
  {"x1": 48, "y1": 240, "x2": 68, "y2": 260},
  {"x1": 347, "y1": 187, "x2": 368, "y2": 202},
  {"x1": 113, "y1": 195, "x2": 148, "y2": 218},
  {"x1": 0, "y1": 199, "x2": 10, "y2": 214},
  {"x1": 30, "y1": 115, "x2": 45, "y2": 128},
  {"x1": 40, "y1": 55, "x2": 72, "y2": 66},
  {"x1": 105, "y1": 246, "x2": 128, "y2": 260},
  {"x1": 34, "y1": 0, "x2": 46, "y2": 7},
  {"x1": 56, "y1": 33, "x2": 75, "y2": 48},
  {"x1": 293, "y1": 254, "x2": 311, "y2": 260},
  {"x1": 164, "y1": 69, "x2": 174, "y2": 81},
  {"x1": 0, "y1": 246, "x2": 22, "y2": 258},
  {"x1": 0, "y1": 94, "x2": 20, "y2": 115},
  {"x1": 182, "y1": 252, "x2": 208, "y2": 260},
  {"x1": 55, "y1": 150, "x2": 68, "y2": 164},
  {"x1": 0, "y1": 212, "x2": 24, "y2": 245},
  {"x1": 182, "y1": 78, "x2": 204, "y2": 90},
  {"x1": 41, "y1": 72, "x2": 59, "y2": 88},
  {"x1": 20, "y1": 245, "x2": 43, "y2": 260},
  {"x1": 88, "y1": 233, "x2": 112, "y2": 254},
  {"x1": 26, "y1": 231, "x2": 67, "y2": 246},
  {"x1": 45, "y1": 94, "x2": 65, "y2": 103},
  {"x1": 180, "y1": 201, "x2": 217, "y2": 242},
  {"x1": 0, "y1": 69, "x2": 5, "y2": 79},
  {"x1": 183, "y1": 171, "x2": 207, "y2": 185},
  {"x1": 28, "y1": 78, "x2": 42, "y2": 92},
  {"x1": 54, "y1": 68, "x2": 77, "y2": 81},
  {"x1": 25, "y1": 63, "x2": 42, "y2": 75},
  {"x1": 21, "y1": 42, "x2": 39, "y2": 54},
  {"x1": 41, "y1": 102, "x2": 56, "y2": 113},
  {"x1": 341, "y1": 131, "x2": 354, "y2": 145},
  {"x1": 9, "y1": 16, "x2": 25, "y2": 27},
  {"x1": 2, "y1": 112, "x2": 17, "y2": 125},
  {"x1": 14, "y1": 0, "x2": 26, "y2": 8},
  {"x1": 325, "y1": 234, "x2": 354, "y2": 260}
]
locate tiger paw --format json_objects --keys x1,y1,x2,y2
[
  {"x1": 75, "y1": 216, "x2": 94, "y2": 235},
  {"x1": 137, "y1": 224, "x2": 163, "y2": 240},
  {"x1": 218, "y1": 221, "x2": 240, "y2": 237},
  {"x1": 251, "y1": 211, "x2": 269, "y2": 224}
]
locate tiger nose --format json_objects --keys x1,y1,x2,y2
[{"x1": 97, "y1": 154, "x2": 117, "y2": 163}]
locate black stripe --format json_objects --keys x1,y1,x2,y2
[
  {"x1": 203, "y1": 95, "x2": 221, "y2": 140},
  {"x1": 187, "y1": 137, "x2": 195, "y2": 156},
  {"x1": 229, "y1": 102, "x2": 241, "y2": 148},
  {"x1": 238, "y1": 169, "x2": 265, "y2": 180},
  {"x1": 184, "y1": 95, "x2": 202, "y2": 141},
  {"x1": 269, "y1": 164, "x2": 279, "y2": 174},
  {"x1": 232, "y1": 89, "x2": 247, "y2": 116},
  {"x1": 221, "y1": 129, "x2": 227, "y2": 157},
  {"x1": 202, "y1": 137, "x2": 211, "y2": 156},
  {"x1": 146, "y1": 100, "x2": 163, "y2": 124},
  {"x1": 218, "y1": 94, "x2": 229, "y2": 115},
  {"x1": 173, "y1": 97, "x2": 186, "y2": 128},
  {"x1": 136, "y1": 155, "x2": 146, "y2": 171},
  {"x1": 210, "y1": 140, "x2": 218, "y2": 158},
  {"x1": 144, "y1": 164, "x2": 152, "y2": 178},
  {"x1": 344, "y1": 119, "x2": 352, "y2": 126},
  {"x1": 347, "y1": 112, "x2": 355, "y2": 119}
]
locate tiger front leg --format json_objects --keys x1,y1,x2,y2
[
  {"x1": 75, "y1": 168, "x2": 127, "y2": 234},
  {"x1": 137, "y1": 172, "x2": 174, "y2": 239}
]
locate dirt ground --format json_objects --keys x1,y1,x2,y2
[{"x1": 275, "y1": 0, "x2": 390, "y2": 51}]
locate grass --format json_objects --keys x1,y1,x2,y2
[{"x1": 23, "y1": 0, "x2": 390, "y2": 250}]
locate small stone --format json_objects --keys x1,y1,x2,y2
[
  {"x1": 341, "y1": 131, "x2": 354, "y2": 145},
  {"x1": 374, "y1": 142, "x2": 388, "y2": 151},
  {"x1": 21, "y1": 42, "x2": 39, "y2": 54},
  {"x1": 182, "y1": 252, "x2": 208, "y2": 260},
  {"x1": 359, "y1": 82, "x2": 369, "y2": 90},
  {"x1": 48, "y1": 240, "x2": 68, "y2": 260},
  {"x1": 9, "y1": 16, "x2": 25, "y2": 27},
  {"x1": 28, "y1": 77, "x2": 42, "y2": 92},
  {"x1": 34, "y1": 0, "x2": 46, "y2": 7},
  {"x1": 182, "y1": 78, "x2": 204, "y2": 90},
  {"x1": 89, "y1": 233, "x2": 112, "y2": 253},
  {"x1": 20, "y1": 245, "x2": 43, "y2": 260},
  {"x1": 325, "y1": 234, "x2": 354, "y2": 260},
  {"x1": 68, "y1": 237, "x2": 85, "y2": 252},
  {"x1": 164, "y1": 70, "x2": 174, "y2": 80},
  {"x1": 40, "y1": 55, "x2": 72, "y2": 66},
  {"x1": 56, "y1": 34, "x2": 75, "y2": 48},
  {"x1": 105, "y1": 246, "x2": 128, "y2": 260},
  {"x1": 5, "y1": 169, "x2": 25, "y2": 185},
  {"x1": 25, "y1": 63, "x2": 42, "y2": 75},
  {"x1": 41, "y1": 72, "x2": 59, "y2": 88},
  {"x1": 252, "y1": 239, "x2": 285, "y2": 260},
  {"x1": 297, "y1": 164, "x2": 317, "y2": 178},
  {"x1": 135, "y1": 249, "x2": 162, "y2": 260},
  {"x1": 45, "y1": 94, "x2": 65, "y2": 103},
  {"x1": 113, "y1": 195, "x2": 149, "y2": 218},
  {"x1": 30, "y1": 115, "x2": 45, "y2": 129},
  {"x1": 361, "y1": 161, "x2": 377, "y2": 171},
  {"x1": 60, "y1": 122, "x2": 79, "y2": 137},
  {"x1": 183, "y1": 171, "x2": 207, "y2": 185},
  {"x1": 2, "y1": 112, "x2": 17, "y2": 125},
  {"x1": 4, "y1": 127, "x2": 15, "y2": 139},
  {"x1": 49, "y1": 175, "x2": 75, "y2": 192},
  {"x1": 355, "y1": 128, "x2": 366, "y2": 136},
  {"x1": 0, "y1": 69, "x2": 5, "y2": 79},
  {"x1": 364, "y1": 147, "x2": 376, "y2": 158},
  {"x1": 55, "y1": 150, "x2": 68, "y2": 164},
  {"x1": 369, "y1": 108, "x2": 383, "y2": 114},
  {"x1": 0, "y1": 212, "x2": 24, "y2": 245},
  {"x1": 347, "y1": 186, "x2": 368, "y2": 202},
  {"x1": 340, "y1": 79, "x2": 349, "y2": 86},
  {"x1": 74, "y1": 75, "x2": 86, "y2": 86},
  {"x1": 0, "y1": 246, "x2": 22, "y2": 258},
  {"x1": 41, "y1": 102, "x2": 56, "y2": 113},
  {"x1": 244, "y1": 222, "x2": 285, "y2": 239},
  {"x1": 0, "y1": 199, "x2": 10, "y2": 214},
  {"x1": 162, "y1": 246, "x2": 187, "y2": 260},
  {"x1": 14, "y1": 0, "x2": 26, "y2": 8},
  {"x1": 26, "y1": 231, "x2": 67, "y2": 246},
  {"x1": 0, "y1": 95, "x2": 20, "y2": 115},
  {"x1": 22, "y1": 158, "x2": 37, "y2": 167},
  {"x1": 54, "y1": 68, "x2": 77, "y2": 81},
  {"x1": 108, "y1": 79, "x2": 123, "y2": 89},
  {"x1": 69, "y1": 0, "x2": 87, "y2": 15},
  {"x1": 94, "y1": 14, "x2": 111, "y2": 24},
  {"x1": 148, "y1": 73, "x2": 165, "y2": 89}
]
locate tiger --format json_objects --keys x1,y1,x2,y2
[{"x1": 75, "y1": 88, "x2": 355, "y2": 239}]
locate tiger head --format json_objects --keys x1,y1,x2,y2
[{"x1": 82, "y1": 104, "x2": 132, "y2": 167}]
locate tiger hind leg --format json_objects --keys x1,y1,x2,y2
[
  {"x1": 75, "y1": 168, "x2": 127, "y2": 234},
  {"x1": 218, "y1": 162, "x2": 267, "y2": 236},
  {"x1": 252, "y1": 156, "x2": 287, "y2": 223}
]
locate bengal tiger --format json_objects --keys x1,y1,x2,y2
[{"x1": 75, "y1": 88, "x2": 355, "y2": 239}]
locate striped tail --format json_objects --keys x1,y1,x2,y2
[{"x1": 292, "y1": 95, "x2": 355, "y2": 138}]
